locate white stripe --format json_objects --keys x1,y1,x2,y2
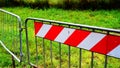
[
  {"x1": 55, "y1": 28, "x2": 75, "y2": 43},
  {"x1": 77, "y1": 32, "x2": 106, "y2": 50},
  {"x1": 107, "y1": 45, "x2": 120, "y2": 58},
  {"x1": 36, "y1": 24, "x2": 52, "y2": 37}
]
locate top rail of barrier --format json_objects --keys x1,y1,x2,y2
[
  {"x1": 0, "y1": 9, "x2": 21, "y2": 22},
  {"x1": 25, "y1": 17, "x2": 120, "y2": 33},
  {"x1": 0, "y1": 9, "x2": 22, "y2": 31},
  {"x1": 26, "y1": 17, "x2": 120, "y2": 33}
]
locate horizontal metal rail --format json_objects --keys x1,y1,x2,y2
[
  {"x1": 25, "y1": 17, "x2": 120, "y2": 33},
  {"x1": 0, "y1": 9, "x2": 21, "y2": 22},
  {"x1": 0, "y1": 40, "x2": 20, "y2": 62}
]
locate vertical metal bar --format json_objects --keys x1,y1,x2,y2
[
  {"x1": 68, "y1": 45, "x2": 71, "y2": 68},
  {"x1": 15, "y1": 17, "x2": 18, "y2": 57},
  {"x1": 12, "y1": 15, "x2": 15, "y2": 51},
  {"x1": 59, "y1": 43, "x2": 62, "y2": 68},
  {"x1": 6, "y1": 13, "x2": 8, "y2": 41},
  {"x1": 49, "y1": 22, "x2": 53, "y2": 68},
  {"x1": 8, "y1": 14, "x2": 11, "y2": 40},
  {"x1": 19, "y1": 27, "x2": 23, "y2": 63},
  {"x1": 79, "y1": 27, "x2": 82, "y2": 68},
  {"x1": 2, "y1": 12, "x2": 4, "y2": 39},
  {"x1": 4, "y1": 12, "x2": 6, "y2": 42},
  {"x1": 104, "y1": 55, "x2": 108, "y2": 68},
  {"x1": 35, "y1": 37, "x2": 38, "y2": 66},
  {"x1": 16, "y1": 17, "x2": 18, "y2": 43},
  {"x1": 25, "y1": 21, "x2": 30, "y2": 64},
  {"x1": 91, "y1": 29, "x2": 95, "y2": 68},
  {"x1": 79, "y1": 48, "x2": 82, "y2": 68},
  {"x1": 5, "y1": 12, "x2": 7, "y2": 42},
  {"x1": 68, "y1": 25, "x2": 71, "y2": 68},
  {"x1": 12, "y1": 54, "x2": 16, "y2": 68},
  {"x1": 13, "y1": 17, "x2": 16, "y2": 58},
  {"x1": 42, "y1": 38, "x2": 46, "y2": 68},
  {"x1": 91, "y1": 52, "x2": 94, "y2": 68},
  {"x1": 0, "y1": 11, "x2": 2, "y2": 39},
  {"x1": 3, "y1": 12, "x2": 5, "y2": 42},
  {"x1": 18, "y1": 13, "x2": 23, "y2": 63},
  {"x1": 50, "y1": 41, "x2": 53, "y2": 68},
  {"x1": 104, "y1": 31, "x2": 109, "y2": 68},
  {"x1": 0, "y1": 11, "x2": 2, "y2": 38}
]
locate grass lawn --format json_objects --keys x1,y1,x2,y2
[
  {"x1": 3, "y1": 7, "x2": 120, "y2": 29},
  {"x1": 0, "y1": 7, "x2": 120, "y2": 68}
]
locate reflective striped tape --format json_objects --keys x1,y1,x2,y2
[
  {"x1": 55, "y1": 28, "x2": 75, "y2": 43},
  {"x1": 77, "y1": 32, "x2": 106, "y2": 50},
  {"x1": 34, "y1": 22, "x2": 120, "y2": 58}
]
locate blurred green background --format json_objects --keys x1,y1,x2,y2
[{"x1": 0, "y1": 0, "x2": 120, "y2": 9}]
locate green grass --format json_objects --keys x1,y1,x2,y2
[
  {"x1": 0, "y1": 7, "x2": 120, "y2": 68},
  {"x1": 3, "y1": 7, "x2": 120, "y2": 29}
]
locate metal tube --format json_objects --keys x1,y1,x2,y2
[
  {"x1": 79, "y1": 48, "x2": 82, "y2": 68},
  {"x1": 15, "y1": 18, "x2": 18, "y2": 54},
  {"x1": 68, "y1": 46, "x2": 71, "y2": 68},
  {"x1": 104, "y1": 31, "x2": 109, "y2": 68},
  {"x1": 91, "y1": 52, "x2": 94, "y2": 68},
  {"x1": 12, "y1": 15, "x2": 15, "y2": 53},
  {"x1": 25, "y1": 21, "x2": 30, "y2": 64},
  {"x1": 35, "y1": 37, "x2": 38, "y2": 66},
  {"x1": 0, "y1": 41, "x2": 20, "y2": 62},
  {"x1": 91, "y1": 29, "x2": 95, "y2": 68},
  {"x1": 25, "y1": 17, "x2": 120, "y2": 33},
  {"x1": 59, "y1": 43, "x2": 62, "y2": 68},
  {"x1": 12, "y1": 55, "x2": 16, "y2": 68},
  {"x1": 42, "y1": 38, "x2": 46, "y2": 68},
  {"x1": 19, "y1": 27, "x2": 23, "y2": 63},
  {"x1": 79, "y1": 27, "x2": 82, "y2": 68},
  {"x1": 0, "y1": 9, "x2": 21, "y2": 20},
  {"x1": 68, "y1": 25, "x2": 71, "y2": 68},
  {"x1": 50, "y1": 41, "x2": 53, "y2": 68},
  {"x1": 104, "y1": 55, "x2": 108, "y2": 68},
  {"x1": 0, "y1": 11, "x2": 2, "y2": 39}
]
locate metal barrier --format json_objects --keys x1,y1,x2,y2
[
  {"x1": 0, "y1": 9, "x2": 23, "y2": 67},
  {"x1": 0, "y1": 9, "x2": 120, "y2": 68},
  {"x1": 25, "y1": 17, "x2": 120, "y2": 68}
]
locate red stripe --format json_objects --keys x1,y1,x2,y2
[
  {"x1": 90, "y1": 36, "x2": 107, "y2": 54},
  {"x1": 90, "y1": 35, "x2": 120, "y2": 54},
  {"x1": 64, "y1": 30, "x2": 90, "y2": 47},
  {"x1": 44, "y1": 25, "x2": 64, "y2": 41},
  {"x1": 34, "y1": 22, "x2": 43, "y2": 35},
  {"x1": 107, "y1": 35, "x2": 120, "y2": 53}
]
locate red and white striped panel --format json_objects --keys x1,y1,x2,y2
[{"x1": 34, "y1": 22, "x2": 120, "y2": 58}]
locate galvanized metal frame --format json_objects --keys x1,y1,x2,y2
[
  {"x1": 25, "y1": 17, "x2": 120, "y2": 68},
  {"x1": 0, "y1": 9, "x2": 23, "y2": 64}
]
